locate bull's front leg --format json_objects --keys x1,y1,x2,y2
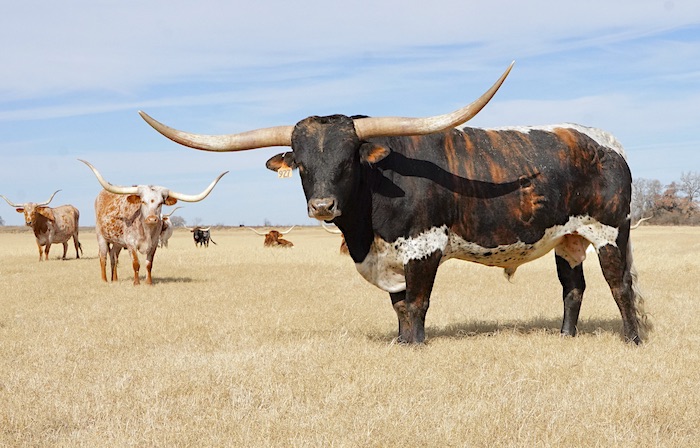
[
  {"x1": 144, "y1": 247, "x2": 157, "y2": 285},
  {"x1": 129, "y1": 249, "x2": 141, "y2": 286},
  {"x1": 390, "y1": 251, "x2": 442, "y2": 344}
]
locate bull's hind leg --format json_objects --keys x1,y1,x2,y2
[
  {"x1": 555, "y1": 255, "x2": 586, "y2": 336},
  {"x1": 597, "y1": 230, "x2": 641, "y2": 344},
  {"x1": 61, "y1": 242, "x2": 68, "y2": 260},
  {"x1": 390, "y1": 251, "x2": 442, "y2": 344},
  {"x1": 109, "y1": 246, "x2": 122, "y2": 281}
]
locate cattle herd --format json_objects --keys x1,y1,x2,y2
[{"x1": 2, "y1": 62, "x2": 652, "y2": 344}]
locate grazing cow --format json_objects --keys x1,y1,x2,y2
[
  {"x1": 248, "y1": 226, "x2": 295, "y2": 247},
  {"x1": 322, "y1": 222, "x2": 349, "y2": 255},
  {"x1": 140, "y1": 62, "x2": 650, "y2": 344},
  {"x1": 80, "y1": 159, "x2": 226, "y2": 285},
  {"x1": 190, "y1": 226, "x2": 216, "y2": 247},
  {"x1": 159, "y1": 206, "x2": 183, "y2": 248},
  {"x1": 1, "y1": 190, "x2": 82, "y2": 261}
]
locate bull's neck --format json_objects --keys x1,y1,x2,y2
[
  {"x1": 31, "y1": 214, "x2": 50, "y2": 237},
  {"x1": 137, "y1": 215, "x2": 162, "y2": 252},
  {"x1": 332, "y1": 168, "x2": 374, "y2": 263}
]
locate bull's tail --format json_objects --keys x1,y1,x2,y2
[
  {"x1": 78, "y1": 242, "x2": 83, "y2": 256},
  {"x1": 628, "y1": 241, "x2": 652, "y2": 341},
  {"x1": 210, "y1": 238, "x2": 217, "y2": 245}
]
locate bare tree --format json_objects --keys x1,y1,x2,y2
[
  {"x1": 170, "y1": 216, "x2": 186, "y2": 228},
  {"x1": 632, "y1": 178, "x2": 662, "y2": 220},
  {"x1": 679, "y1": 171, "x2": 700, "y2": 204}
]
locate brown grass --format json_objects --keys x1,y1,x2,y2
[{"x1": 0, "y1": 226, "x2": 698, "y2": 447}]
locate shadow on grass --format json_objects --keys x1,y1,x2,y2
[
  {"x1": 154, "y1": 276, "x2": 196, "y2": 284},
  {"x1": 367, "y1": 316, "x2": 624, "y2": 342}
]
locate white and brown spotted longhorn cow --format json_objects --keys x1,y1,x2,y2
[
  {"x1": 1, "y1": 190, "x2": 82, "y2": 261},
  {"x1": 80, "y1": 159, "x2": 227, "y2": 285},
  {"x1": 159, "y1": 206, "x2": 183, "y2": 248},
  {"x1": 139, "y1": 62, "x2": 650, "y2": 344}
]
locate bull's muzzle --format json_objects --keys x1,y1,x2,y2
[
  {"x1": 308, "y1": 197, "x2": 338, "y2": 220},
  {"x1": 144, "y1": 215, "x2": 160, "y2": 226}
]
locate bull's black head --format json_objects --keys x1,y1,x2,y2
[{"x1": 265, "y1": 115, "x2": 390, "y2": 221}]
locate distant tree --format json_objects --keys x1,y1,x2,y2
[
  {"x1": 0, "y1": 215, "x2": 4, "y2": 226},
  {"x1": 631, "y1": 178, "x2": 662, "y2": 220},
  {"x1": 170, "y1": 216, "x2": 186, "y2": 228},
  {"x1": 679, "y1": 171, "x2": 700, "y2": 205},
  {"x1": 192, "y1": 217, "x2": 203, "y2": 227}
]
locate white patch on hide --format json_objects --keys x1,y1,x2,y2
[
  {"x1": 355, "y1": 215, "x2": 619, "y2": 293},
  {"x1": 355, "y1": 226, "x2": 448, "y2": 293}
]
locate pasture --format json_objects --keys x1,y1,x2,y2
[{"x1": 1, "y1": 225, "x2": 698, "y2": 447}]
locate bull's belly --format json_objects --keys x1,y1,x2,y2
[
  {"x1": 354, "y1": 215, "x2": 619, "y2": 293},
  {"x1": 97, "y1": 225, "x2": 156, "y2": 255}
]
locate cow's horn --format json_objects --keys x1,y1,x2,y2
[
  {"x1": 167, "y1": 172, "x2": 228, "y2": 202},
  {"x1": 79, "y1": 159, "x2": 139, "y2": 195},
  {"x1": 321, "y1": 221, "x2": 342, "y2": 234},
  {"x1": 139, "y1": 111, "x2": 294, "y2": 152},
  {"x1": 280, "y1": 225, "x2": 295, "y2": 235},
  {"x1": 37, "y1": 190, "x2": 61, "y2": 207},
  {"x1": 353, "y1": 61, "x2": 514, "y2": 139},
  {"x1": 0, "y1": 194, "x2": 21, "y2": 208},
  {"x1": 164, "y1": 206, "x2": 183, "y2": 218},
  {"x1": 247, "y1": 227, "x2": 266, "y2": 236}
]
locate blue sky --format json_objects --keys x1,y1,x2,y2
[{"x1": 1, "y1": 0, "x2": 699, "y2": 226}]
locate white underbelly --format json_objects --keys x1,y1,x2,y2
[{"x1": 354, "y1": 215, "x2": 619, "y2": 293}]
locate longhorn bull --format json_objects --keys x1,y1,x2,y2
[{"x1": 139, "y1": 62, "x2": 650, "y2": 344}]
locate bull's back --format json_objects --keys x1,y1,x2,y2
[{"x1": 372, "y1": 125, "x2": 631, "y2": 247}]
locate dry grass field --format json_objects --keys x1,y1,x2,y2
[{"x1": 0, "y1": 225, "x2": 698, "y2": 447}]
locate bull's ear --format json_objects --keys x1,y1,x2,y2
[
  {"x1": 265, "y1": 152, "x2": 297, "y2": 172},
  {"x1": 360, "y1": 143, "x2": 391, "y2": 165},
  {"x1": 165, "y1": 196, "x2": 178, "y2": 206},
  {"x1": 15, "y1": 208, "x2": 24, "y2": 213},
  {"x1": 127, "y1": 195, "x2": 141, "y2": 204},
  {"x1": 37, "y1": 207, "x2": 56, "y2": 221}
]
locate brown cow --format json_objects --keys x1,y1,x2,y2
[
  {"x1": 80, "y1": 159, "x2": 227, "y2": 285},
  {"x1": 248, "y1": 226, "x2": 295, "y2": 247},
  {"x1": 1, "y1": 190, "x2": 82, "y2": 261}
]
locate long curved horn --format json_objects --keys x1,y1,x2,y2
[
  {"x1": 138, "y1": 62, "x2": 514, "y2": 151},
  {"x1": 139, "y1": 111, "x2": 294, "y2": 152},
  {"x1": 279, "y1": 225, "x2": 296, "y2": 235},
  {"x1": 247, "y1": 227, "x2": 266, "y2": 236},
  {"x1": 354, "y1": 61, "x2": 514, "y2": 139},
  {"x1": 163, "y1": 206, "x2": 183, "y2": 218},
  {"x1": 38, "y1": 190, "x2": 61, "y2": 206},
  {"x1": 0, "y1": 194, "x2": 22, "y2": 208},
  {"x1": 79, "y1": 159, "x2": 139, "y2": 195},
  {"x1": 321, "y1": 221, "x2": 342, "y2": 234},
  {"x1": 167, "y1": 171, "x2": 228, "y2": 202},
  {"x1": 631, "y1": 216, "x2": 652, "y2": 229}
]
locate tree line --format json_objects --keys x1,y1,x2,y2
[{"x1": 632, "y1": 171, "x2": 700, "y2": 225}]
